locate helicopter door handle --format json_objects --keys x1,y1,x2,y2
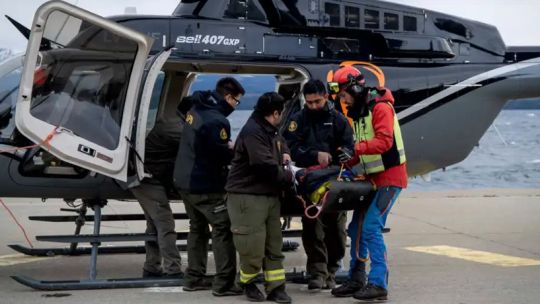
[{"x1": 55, "y1": 127, "x2": 74, "y2": 135}]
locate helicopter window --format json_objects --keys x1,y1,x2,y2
[
  {"x1": 146, "y1": 72, "x2": 165, "y2": 135},
  {"x1": 224, "y1": 0, "x2": 267, "y2": 22},
  {"x1": 0, "y1": 67, "x2": 21, "y2": 140},
  {"x1": 324, "y1": 2, "x2": 341, "y2": 26},
  {"x1": 345, "y1": 6, "x2": 360, "y2": 28},
  {"x1": 364, "y1": 9, "x2": 380, "y2": 29},
  {"x1": 28, "y1": 11, "x2": 138, "y2": 151},
  {"x1": 384, "y1": 12, "x2": 399, "y2": 31},
  {"x1": 404, "y1": 15, "x2": 417, "y2": 32}
]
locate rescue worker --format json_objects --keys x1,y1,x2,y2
[
  {"x1": 175, "y1": 77, "x2": 245, "y2": 296},
  {"x1": 226, "y1": 92, "x2": 294, "y2": 303},
  {"x1": 130, "y1": 99, "x2": 192, "y2": 278},
  {"x1": 329, "y1": 66, "x2": 408, "y2": 301},
  {"x1": 282, "y1": 79, "x2": 354, "y2": 291}
]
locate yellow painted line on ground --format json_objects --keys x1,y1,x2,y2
[
  {"x1": 0, "y1": 254, "x2": 55, "y2": 267},
  {"x1": 406, "y1": 245, "x2": 540, "y2": 267}
]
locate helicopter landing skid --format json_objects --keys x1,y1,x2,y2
[
  {"x1": 10, "y1": 199, "x2": 303, "y2": 290},
  {"x1": 12, "y1": 269, "x2": 350, "y2": 291},
  {"x1": 8, "y1": 239, "x2": 301, "y2": 257}
]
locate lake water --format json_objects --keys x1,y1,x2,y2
[
  {"x1": 408, "y1": 110, "x2": 540, "y2": 191},
  {"x1": 230, "y1": 110, "x2": 540, "y2": 191}
]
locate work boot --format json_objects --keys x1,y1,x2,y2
[
  {"x1": 142, "y1": 269, "x2": 163, "y2": 278},
  {"x1": 324, "y1": 273, "x2": 336, "y2": 290},
  {"x1": 307, "y1": 276, "x2": 324, "y2": 292},
  {"x1": 331, "y1": 280, "x2": 364, "y2": 297},
  {"x1": 183, "y1": 277, "x2": 212, "y2": 291},
  {"x1": 267, "y1": 285, "x2": 292, "y2": 304},
  {"x1": 353, "y1": 283, "x2": 388, "y2": 301},
  {"x1": 244, "y1": 283, "x2": 265, "y2": 302},
  {"x1": 212, "y1": 285, "x2": 244, "y2": 297}
]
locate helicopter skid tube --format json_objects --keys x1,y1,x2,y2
[
  {"x1": 12, "y1": 270, "x2": 350, "y2": 291},
  {"x1": 8, "y1": 240, "x2": 301, "y2": 257}
]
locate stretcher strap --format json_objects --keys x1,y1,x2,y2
[{"x1": 301, "y1": 164, "x2": 347, "y2": 219}]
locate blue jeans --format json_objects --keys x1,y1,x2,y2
[{"x1": 348, "y1": 186, "x2": 401, "y2": 289}]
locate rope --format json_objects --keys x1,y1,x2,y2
[
  {"x1": 0, "y1": 126, "x2": 58, "y2": 154},
  {"x1": 303, "y1": 191, "x2": 328, "y2": 219},
  {"x1": 0, "y1": 198, "x2": 34, "y2": 248},
  {"x1": 301, "y1": 164, "x2": 347, "y2": 219}
]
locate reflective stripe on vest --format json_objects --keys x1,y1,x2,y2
[{"x1": 353, "y1": 102, "x2": 406, "y2": 175}]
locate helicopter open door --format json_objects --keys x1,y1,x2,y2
[
  {"x1": 15, "y1": 1, "x2": 154, "y2": 182},
  {"x1": 133, "y1": 49, "x2": 172, "y2": 181}
]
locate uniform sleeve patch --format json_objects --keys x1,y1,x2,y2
[
  {"x1": 220, "y1": 128, "x2": 228, "y2": 140},
  {"x1": 288, "y1": 121, "x2": 298, "y2": 132},
  {"x1": 186, "y1": 113, "x2": 194, "y2": 125}
]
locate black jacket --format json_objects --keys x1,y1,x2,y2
[
  {"x1": 225, "y1": 113, "x2": 292, "y2": 195},
  {"x1": 283, "y1": 101, "x2": 354, "y2": 168},
  {"x1": 174, "y1": 90, "x2": 234, "y2": 193},
  {"x1": 144, "y1": 117, "x2": 183, "y2": 189}
]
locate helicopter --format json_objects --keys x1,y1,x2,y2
[{"x1": 1, "y1": 0, "x2": 539, "y2": 290}]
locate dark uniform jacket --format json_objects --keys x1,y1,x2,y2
[
  {"x1": 226, "y1": 113, "x2": 292, "y2": 196},
  {"x1": 283, "y1": 101, "x2": 354, "y2": 168},
  {"x1": 174, "y1": 90, "x2": 234, "y2": 194},
  {"x1": 144, "y1": 117, "x2": 184, "y2": 190}
]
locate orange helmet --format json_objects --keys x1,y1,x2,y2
[{"x1": 329, "y1": 66, "x2": 366, "y2": 94}]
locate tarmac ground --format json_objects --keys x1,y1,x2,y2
[{"x1": 1, "y1": 188, "x2": 539, "y2": 304}]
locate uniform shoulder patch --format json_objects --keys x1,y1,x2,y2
[
  {"x1": 220, "y1": 128, "x2": 228, "y2": 140},
  {"x1": 288, "y1": 121, "x2": 298, "y2": 132},
  {"x1": 186, "y1": 113, "x2": 194, "y2": 125}
]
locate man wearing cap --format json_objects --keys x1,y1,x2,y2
[
  {"x1": 226, "y1": 92, "x2": 294, "y2": 303},
  {"x1": 175, "y1": 77, "x2": 245, "y2": 296},
  {"x1": 329, "y1": 66, "x2": 408, "y2": 302},
  {"x1": 283, "y1": 79, "x2": 353, "y2": 292}
]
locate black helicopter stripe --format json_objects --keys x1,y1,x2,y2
[{"x1": 399, "y1": 76, "x2": 507, "y2": 125}]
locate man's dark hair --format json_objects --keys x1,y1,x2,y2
[
  {"x1": 254, "y1": 92, "x2": 285, "y2": 116},
  {"x1": 302, "y1": 79, "x2": 327, "y2": 96},
  {"x1": 215, "y1": 77, "x2": 246, "y2": 97}
]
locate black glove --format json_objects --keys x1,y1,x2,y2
[
  {"x1": 282, "y1": 169, "x2": 295, "y2": 187},
  {"x1": 338, "y1": 147, "x2": 353, "y2": 164}
]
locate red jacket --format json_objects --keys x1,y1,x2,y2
[{"x1": 349, "y1": 88, "x2": 408, "y2": 188}]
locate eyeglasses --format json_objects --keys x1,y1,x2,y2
[{"x1": 229, "y1": 95, "x2": 241, "y2": 106}]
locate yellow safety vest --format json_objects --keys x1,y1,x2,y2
[{"x1": 353, "y1": 102, "x2": 406, "y2": 175}]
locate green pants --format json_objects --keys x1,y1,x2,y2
[
  {"x1": 181, "y1": 192, "x2": 236, "y2": 292},
  {"x1": 227, "y1": 193, "x2": 285, "y2": 293},
  {"x1": 302, "y1": 211, "x2": 347, "y2": 280},
  {"x1": 131, "y1": 182, "x2": 182, "y2": 275}
]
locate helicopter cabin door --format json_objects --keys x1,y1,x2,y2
[
  {"x1": 15, "y1": 1, "x2": 154, "y2": 182},
  {"x1": 132, "y1": 49, "x2": 172, "y2": 181}
]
